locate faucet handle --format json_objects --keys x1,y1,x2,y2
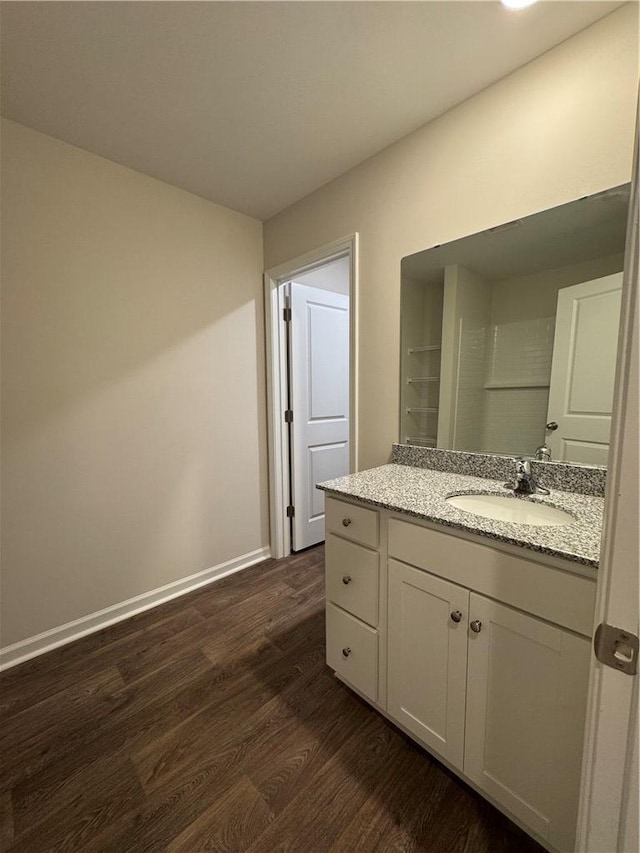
[{"x1": 535, "y1": 444, "x2": 551, "y2": 462}]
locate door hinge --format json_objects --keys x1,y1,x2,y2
[
  {"x1": 283, "y1": 307, "x2": 292, "y2": 322},
  {"x1": 284, "y1": 410, "x2": 293, "y2": 423},
  {"x1": 286, "y1": 505, "x2": 295, "y2": 518},
  {"x1": 594, "y1": 623, "x2": 638, "y2": 675}
]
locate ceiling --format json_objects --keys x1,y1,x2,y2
[{"x1": 0, "y1": 1, "x2": 626, "y2": 220}]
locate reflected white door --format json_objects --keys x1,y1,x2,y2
[
  {"x1": 289, "y1": 282, "x2": 349, "y2": 551},
  {"x1": 546, "y1": 272, "x2": 623, "y2": 464}
]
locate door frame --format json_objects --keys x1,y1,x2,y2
[{"x1": 264, "y1": 234, "x2": 359, "y2": 559}]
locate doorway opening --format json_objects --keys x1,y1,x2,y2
[{"x1": 264, "y1": 235, "x2": 358, "y2": 558}]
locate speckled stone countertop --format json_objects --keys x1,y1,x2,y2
[{"x1": 318, "y1": 464, "x2": 603, "y2": 568}]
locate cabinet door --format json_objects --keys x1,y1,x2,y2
[
  {"x1": 387, "y1": 559, "x2": 469, "y2": 770},
  {"x1": 464, "y1": 593, "x2": 591, "y2": 852}
]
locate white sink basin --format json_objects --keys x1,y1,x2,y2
[{"x1": 445, "y1": 493, "x2": 574, "y2": 526}]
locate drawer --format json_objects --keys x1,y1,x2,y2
[
  {"x1": 325, "y1": 497, "x2": 378, "y2": 548},
  {"x1": 326, "y1": 534, "x2": 379, "y2": 627},
  {"x1": 326, "y1": 602, "x2": 378, "y2": 701},
  {"x1": 388, "y1": 518, "x2": 596, "y2": 637}
]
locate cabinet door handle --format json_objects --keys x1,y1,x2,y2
[
  {"x1": 342, "y1": 575, "x2": 352, "y2": 585},
  {"x1": 470, "y1": 620, "x2": 482, "y2": 633},
  {"x1": 342, "y1": 518, "x2": 352, "y2": 527},
  {"x1": 450, "y1": 610, "x2": 463, "y2": 623},
  {"x1": 342, "y1": 647, "x2": 352, "y2": 658}
]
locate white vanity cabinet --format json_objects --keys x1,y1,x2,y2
[
  {"x1": 324, "y1": 495, "x2": 597, "y2": 853},
  {"x1": 387, "y1": 562, "x2": 590, "y2": 851}
]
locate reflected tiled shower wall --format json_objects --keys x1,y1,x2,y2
[
  {"x1": 483, "y1": 317, "x2": 555, "y2": 455},
  {"x1": 481, "y1": 386, "x2": 551, "y2": 456},
  {"x1": 455, "y1": 317, "x2": 555, "y2": 456},
  {"x1": 486, "y1": 317, "x2": 555, "y2": 386}
]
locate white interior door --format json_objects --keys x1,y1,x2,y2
[
  {"x1": 289, "y1": 281, "x2": 349, "y2": 551},
  {"x1": 546, "y1": 272, "x2": 623, "y2": 464}
]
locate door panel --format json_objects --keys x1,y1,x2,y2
[
  {"x1": 387, "y1": 559, "x2": 469, "y2": 770},
  {"x1": 308, "y1": 302, "x2": 349, "y2": 418},
  {"x1": 464, "y1": 593, "x2": 591, "y2": 851},
  {"x1": 290, "y1": 282, "x2": 349, "y2": 550},
  {"x1": 308, "y1": 442, "x2": 348, "y2": 520},
  {"x1": 560, "y1": 438, "x2": 609, "y2": 466},
  {"x1": 547, "y1": 273, "x2": 623, "y2": 463}
]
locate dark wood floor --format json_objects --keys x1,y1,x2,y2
[{"x1": 0, "y1": 546, "x2": 544, "y2": 852}]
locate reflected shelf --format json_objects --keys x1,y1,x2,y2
[
  {"x1": 408, "y1": 345, "x2": 441, "y2": 354},
  {"x1": 405, "y1": 436, "x2": 437, "y2": 446},
  {"x1": 484, "y1": 382, "x2": 551, "y2": 390}
]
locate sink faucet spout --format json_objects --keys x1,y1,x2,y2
[
  {"x1": 506, "y1": 457, "x2": 549, "y2": 496},
  {"x1": 515, "y1": 458, "x2": 535, "y2": 493}
]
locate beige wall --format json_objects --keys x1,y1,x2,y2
[
  {"x1": 264, "y1": 5, "x2": 639, "y2": 470},
  {"x1": 1, "y1": 119, "x2": 267, "y2": 647},
  {"x1": 293, "y1": 255, "x2": 350, "y2": 294},
  {"x1": 490, "y1": 253, "x2": 625, "y2": 326}
]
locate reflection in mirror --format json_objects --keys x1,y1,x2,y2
[{"x1": 400, "y1": 185, "x2": 630, "y2": 465}]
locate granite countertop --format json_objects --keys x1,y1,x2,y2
[{"x1": 318, "y1": 464, "x2": 604, "y2": 568}]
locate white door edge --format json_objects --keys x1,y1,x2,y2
[
  {"x1": 264, "y1": 233, "x2": 359, "y2": 558},
  {"x1": 576, "y1": 105, "x2": 639, "y2": 852}
]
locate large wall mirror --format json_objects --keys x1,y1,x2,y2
[{"x1": 400, "y1": 185, "x2": 630, "y2": 465}]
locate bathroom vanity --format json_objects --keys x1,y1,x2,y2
[{"x1": 319, "y1": 454, "x2": 603, "y2": 853}]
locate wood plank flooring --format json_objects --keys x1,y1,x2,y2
[{"x1": 0, "y1": 546, "x2": 544, "y2": 852}]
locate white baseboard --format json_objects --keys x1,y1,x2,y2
[{"x1": 0, "y1": 546, "x2": 271, "y2": 672}]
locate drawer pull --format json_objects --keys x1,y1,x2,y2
[
  {"x1": 342, "y1": 647, "x2": 352, "y2": 658},
  {"x1": 470, "y1": 620, "x2": 482, "y2": 634},
  {"x1": 450, "y1": 610, "x2": 463, "y2": 623},
  {"x1": 342, "y1": 518, "x2": 352, "y2": 527},
  {"x1": 342, "y1": 575, "x2": 352, "y2": 585}
]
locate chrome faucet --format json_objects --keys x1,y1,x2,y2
[
  {"x1": 506, "y1": 457, "x2": 549, "y2": 495},
  {"x1": 514, "y1": 458, "x2": 536, "y2": 493},
  {"x1": 534, "y1": 443, "x2": 551, "y2": 462}
]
